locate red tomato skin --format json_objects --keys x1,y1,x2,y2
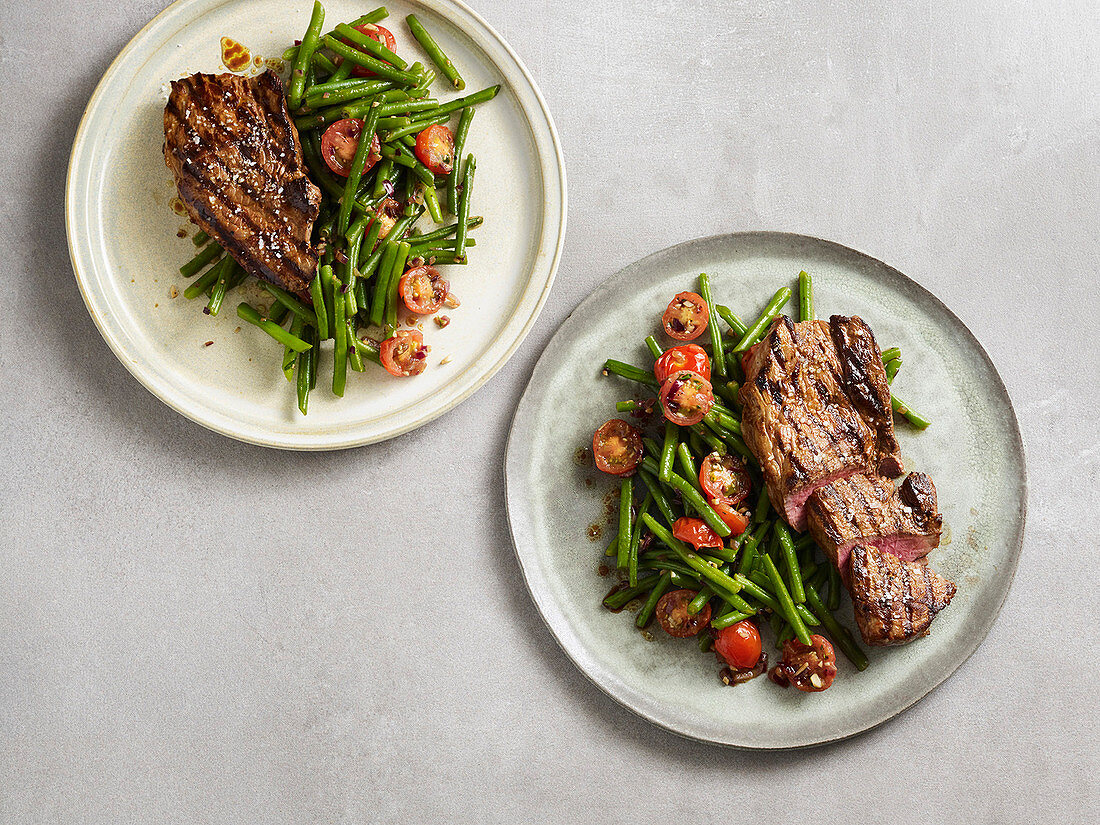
[
  {"x1": 654, "y1": 344, "x2": 711, "y2": 383},
  {"x1": 414, "y1": 124, "x2": 455, "y2": 175},
  {"x1": 714, "y1": 621, "x2": 763, "y2": 669},
  {"x1": 698, "y1": 452, "x2": 752, "y2": 507},
  {"x1": 379, "y1": 330, "x2": 429, "y2": 377},
  {"x1": 348, "y1": 24, "x2": 397, "y2": 77},
  {"x1": 592, "y1": 419, "x2": 643, "y2": 476},
  {"x1": 658, "y1": 370, "x2": 714, "y2": 426},
  {"x1": 662, "y1": 292, "x2": 709, "y2": 341},
  {"x1": 320, "y1": 119, "x2": 381, "y2": 177},
  {"x1": 711, "y1": 500, "x2": 750, "y2": 535},
  {"x1": 655, "y1": 590, "x2": 711, "y2": 638},
  {"x1": 672, "y1": 517, "x2": 723, "y2": 551},
  {"x1": 398, "y1": 265, "x2": 448, "y2": 315}
]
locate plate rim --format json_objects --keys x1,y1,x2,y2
[
  {"x1": 65, "y1": 0, "x2": 567, "y2": 451},
  {"x1": 504, "y1": 230, "x2": 1028, "y2": 749}
]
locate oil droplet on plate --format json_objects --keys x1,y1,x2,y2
[
  {"x1": 169, "y1": 197, "x2": 187, "y2": 216},
  {"x1": 221, "y1": 37, "x2": 252, "y2": 73}
]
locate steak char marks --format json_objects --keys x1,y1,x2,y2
[
  {"x1": 805, "y1": 471, "x2": 943, "y2": 576},
  {"x1": 848, "y1": 545, "x2": 956, "y2": 645},
  {"x1": 164, "y1": 71, "x2": 321, "y2": 300},
  {"x1": 739, "y1": 315, "x2": 902, "y2": 531},
  {"x1": 739, "y1": 313, "x2": 955, "y2": 646}
]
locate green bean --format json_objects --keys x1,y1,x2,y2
[
  {"x1": 731, "y1": 287, "x2": 792, "y2": 353},
  {"x1": 706, "y1": 408, "x2": 741, "y2": 436},
  {"x1": 629, "y1": 493, "x2": 653, "y2": 587},
  {"x1": 642, "y1": 515, "x2": 752, "y2": 610},
  {"x1": 803, "y1": 584, "x2": 868, "y2": 671},
  {"x1": 759, "y1": 554, "x2": 811, "y2": 645},
  {"x1": 321, "y1": 35, "x2": 419, "y2": 85},
  {"x1": 447, "y1": 108, "x2": 474, "y2": 215},
  {"x1": 182, "y1": 260, "x2": 222, "y2": 299},
  {"x1": 885, "y1": 358, "x2": 902, "y2": 384},
  {"x1": 309, "y1": 50, "x2": 338, "y2": 78},
  {"x1": 422, "y1": 251, "x2": 467, "y2": 265},
  {"x1": 616, "y1": 476, "x2": 633, "y2": 570},
  {"x1": 688, "y1": 586, "x2": 713, "y2": 616},
  {"x1": 192, "y1": 230, "x2": 210, "y2": 247},
  {"x1": 675, "y1": 443, "x2": 699, "y2": 490},
  {"x1": 636, "y1": 571, "x2": 673, "y2": 629},
  {"x1": 288, "y1": 2, "x2": 325, "y2": 110},
  {"x1": 793, "y1": 533, "x2": 815, "y2": 552},
  {"x1": 454, "y1": 154, "x2": 475, "y2": 259},
  {"x1": 891, "y1": 394, "x2": 931, "y2": 429},
  {"x1": 827, "y1": 563, "x2": 841, "y2": 611},
  {"x1": 304, "y1": 78, "x2": 393, "y2": 109},
  {"x1": 204, "y1": 256, "x2": 239, "y2": 316},
  {"x1": 698, "y1": 273, "x2": 726, "y2": 379},
  {"x1": 406, "y1": 13, "x2": 465, "y2": 89},
  {"x1": 260, "y1": 283, "x2": 319, "y2": 328},
  {"x1": 603, "y1": 359, "x2": 657, "y2": 387},
  {"x1": 236, "y1": 303, "x2": 312, "y2": 351},
  {"x1": 332, "y1": 285, "x2": 348, "y2": 397},
  {"x1": 603, "y1": 575, "x2": 659, "y2": 611},
  {"x1": 283, "y1": 315, "x2": 304, "y2": 381},
  {"x1": 638, "y1": 470, "x2": 677, "y2": 528},
  {"x1": 379, "y1": 144, "x2": 435, "y2": 186},
  {"x1": 644, "y1": 335, "x2": 663, "y2": 359},
  {"x1": 691, "y1": 424, "x2": 727, "y2": 456},
  {"x1": 737, "y1": 523, "x2": 768, "y2": 576},
  {"x1": 659, "y1": 420, "x2": 677, "y2": 481},
  {"x1": 320, "y1": 263, "x2": 337, "y2": 336},
  {"x1": 752, "y1": 485, "x2": 771, "y2": 524},
  {"x1": 367, "y1": 243, "x2": 396, "y2": 326},
  {"x1": 370, "y1": 158, "x2": 395, "y2": 198},
  {"x1": 410, "y1": 216, "x2": 483, "y2": 248},
  {"x1": 715, "y1": 305, "x2": 748, "y2": 338},
  {"x1": 350, "y1": 334, "x2": 383, "y2": 366},
  {"x1": 881, "y1": 346, "x2": 901, "y2": 363},
  {"x1": 774, "y1": 521, "x2": 806, "y2": 604},
  {"x1": 381, "y1": 111, "x2": 451, "y2": 143},
  {"x1": 408, "y1": 237, "x2": 477, "y2": 256},
  {"x1": 358, "y1": 97, "x2": 439, "y2": 119},
  {"x1": 179, "y1": 243, "x2": 222, "y2": 278},
  {"x1": 421, "y1": 183, "x2": 443, "y2": 223},
  {"x1": 333, "y1": 22, "x2": 407, "y2": 69},
  {"x1": 309, "y1": 273, "x2": 329, "y2": 339},
  {"x1": 725, "y1": 381, "x2": 741, "y2": 405},
  {"x1": 711, "y1": 609, "x2": 755, "y2": 630},
  {"x1": 295, "y1": 329, "x2": 314, "y2": 415},
  {"x1": 338, "y1": 102, "x2": 381, "y2": 236},
  {"x1": 388, "y1": 241, "x2": 412, "y2": 333},
  {"x1": 798, "y1": 270, "x2": 814, "y2": 321},
  {"x1": 404, "y1": 85, "x2": 500, "y2": 124}
]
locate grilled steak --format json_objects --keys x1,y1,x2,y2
[
  {"x1": 848, "y1": 544, "x2": 956, "y2": 645},
  {"x1": 739, "y1": 315, "x2": 902, "y2": 529},
  {"x1": 164, "y1": 71, "x2": 321, "y2": 300},
  {"x1": 805, "y1": 471, "x2": 942, "y2": 575}
]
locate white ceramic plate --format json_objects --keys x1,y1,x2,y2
[
  {"x1": 67, "y1": 0, "x2": 565, "y2": 449},
  {"x1": 505, "y1": 232, "x2": 1026, "y2": 748}
]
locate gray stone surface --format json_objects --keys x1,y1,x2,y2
[{"x1": 1, "y1": 0, "x2": 1097, "y2": 821}]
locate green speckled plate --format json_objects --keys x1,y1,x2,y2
[{"x1": 505, "y1": 232, "x2": 1026, "y2": 748}]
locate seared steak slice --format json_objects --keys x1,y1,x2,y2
[
  {"x1": 805, "y1": 471, "x2": 942, "y2": 574},
  {"x1": 164, "y1": 71, "x2": 321, "y2": 300},
  {"x1": 739, "y1": 315, "x2": 902, "y2": 529},
  {"x1": 848, "y1": 545, "x2": 956, "y2": 645}
]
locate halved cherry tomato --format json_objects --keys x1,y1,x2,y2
[
  {"x1": 344, "y1": 24, "x2": 398, "y2": 78},
  {"x1": 714, "y1": 620, "x2": 762, "y2": 669},
  {"x1": 414, "y1": 124, "x2": 455, "y2": 175},
  {"x1": 320, "y1": 118, "x2": 381, "y2": 177},
  {"x1": 658, "y1": 370, "x2": 713, "y2": 426},
  {"x1": 654, "y1": 343, "x2": 710, "y2": 383},
  {"x1": 379, "y1": 329, "x2": 429, "y2": 377},
  {"x1": 655, "y1": 589, "x2": 711, "y2": 638},
  {"x1": 672, "y1": 517, "x2": 723, "y2": 551},
  {"x1": 662, "y1": 292, "x2": 709, "y2": 340},
  {"x1": 699, "y1": 452, "x2": 752, "y2": 506},
  {"x1": 592, "y1": 419, "x2": 643, "y2": 476},
  {"x1": 399, "y1": 265, "x2": 449, "y2": 315},
  {"x1": 711, "y1": 500, "x2": 750, "y2": 536},
  {"x1": 780, "y1": 634, "x2": 837, "y2": 692}
]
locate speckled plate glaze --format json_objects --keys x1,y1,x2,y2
[
  {"x1": 505, "y1": 232, "x2": 1026, "y2": 748},
  {"x1": 66, "y1": 0, "x2": 565, "y2": 449}
]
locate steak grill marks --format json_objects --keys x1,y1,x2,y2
[{"x1": 164, "y1": 71, "x2": 321, "y2": 300}]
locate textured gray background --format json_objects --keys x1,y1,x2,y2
[{"x1": 2, "y1": 0, "x2": 1098, "y2": 822}]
